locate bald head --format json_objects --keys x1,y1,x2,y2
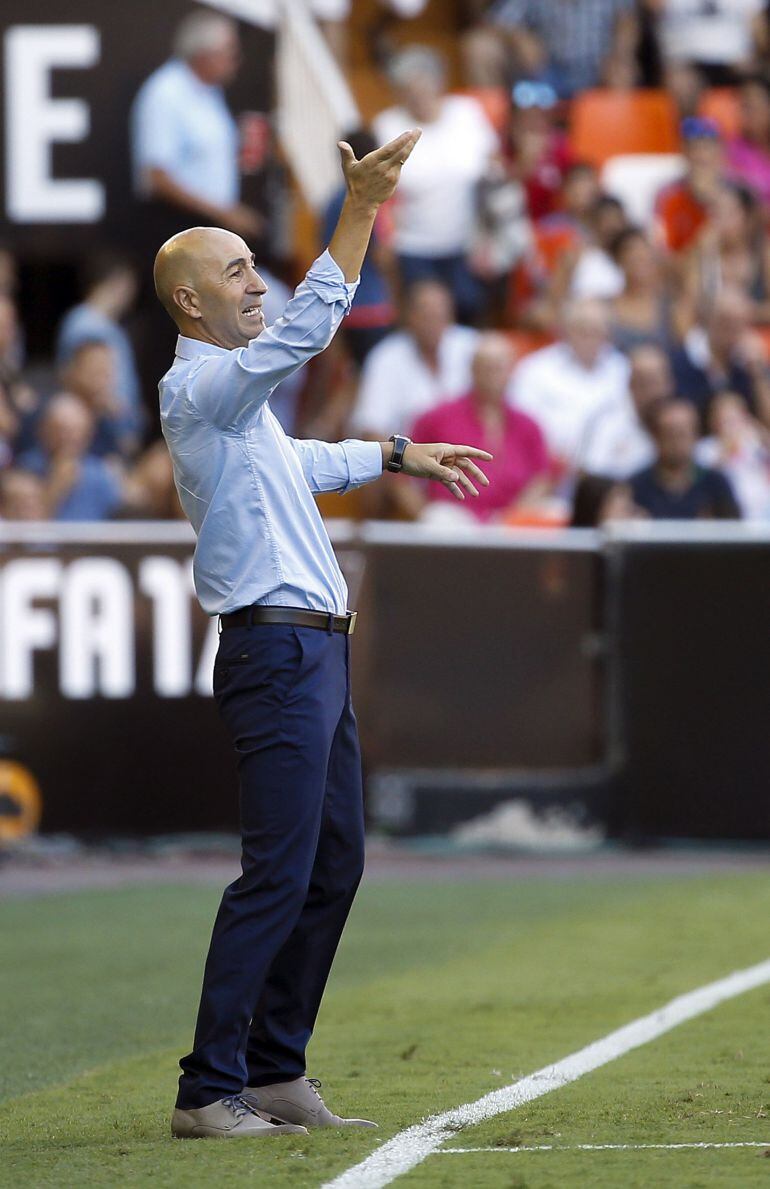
[
  {"x1": 153, "y1": 227, "x2": 267, "y2": 349},
  {"x1": 471, "y1": 333, "x2": 516, "y2": 404},
  {"x1": 154, "y1": 227, "x2": 241, "y2": 317},
  {"x1": 562, "y1": 298, "x2": 609, "y2": 369}
]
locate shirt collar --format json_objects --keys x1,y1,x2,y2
[{"x1": 175, "y1": 334, "x2": 231, "y2": 361}]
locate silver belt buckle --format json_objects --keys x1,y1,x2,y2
[{"x1": 347, "y1": 611, "x2": 357, "y2": 636}]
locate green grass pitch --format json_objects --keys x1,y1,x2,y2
[{"x1": 1, "y1": 870, "x2": 769, "y2": 1187}]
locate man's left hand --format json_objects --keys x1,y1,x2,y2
[
  {"x1": 338, "y1": 129, "x2": 421, "y2": 212},
  {"x1": 399, "y1": 442, "x2": 493, "y2": 502}
]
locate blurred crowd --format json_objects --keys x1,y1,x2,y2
[{"x1": 4, "y1": 1, "x2": 770, "y2": 527}]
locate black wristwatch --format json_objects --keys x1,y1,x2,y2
[{"x1": 387, "y1": 433, "x2": 412, "y2": 473}]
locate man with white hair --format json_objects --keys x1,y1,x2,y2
[
  {"x1": 512, "y1": 298, "x2": 630, "y2": 473},
  {"x1": 130, "y1": 11, "x2": 261, "y2": 241}
]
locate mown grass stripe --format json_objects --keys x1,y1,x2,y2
[{"x1": 324, "y1": 958, "x2": 770, "y2": 1189}]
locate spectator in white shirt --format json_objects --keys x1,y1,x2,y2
[
  {"x1": 351, "y1": 280, "x2": 478, "y2": 438},
  {"x1": 512, "y1": 298, "x2": 630, "y2": 474},
  {"x1": 578, "y1": 343, "x2": 674, "y2": 478},
  {"x1": 373, "y1": 46, "x2": 498, "y2": 322}
]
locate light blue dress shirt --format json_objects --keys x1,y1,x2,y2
[
  {"x1": 160, "y1": 250, "x2": 383, "y2": 616},
  {"x1": 131, "y1": 59, "x2": 239, "y2": 208}
]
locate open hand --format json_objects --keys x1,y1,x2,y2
[
  {"x1": 401, "y1": 442, "x2": 493, "y2": 502},
  {"x1": 337, "y1": 129, "x2": 421, "y2": 210}
]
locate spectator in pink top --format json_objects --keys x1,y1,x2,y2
[
  {"x1": 726, "y1": 75, "x2": 770, "y2": 208},
  {"x1": 411, "y1": 333, "x2": 550, "y2": 522}
]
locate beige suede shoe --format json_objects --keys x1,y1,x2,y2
[
  {"x1": 243, "y1": 1077, "x2": 377, "y2": 1128},
  {"x1": 171, "y1": 1093, "x2": 308, "y2": 1139}
]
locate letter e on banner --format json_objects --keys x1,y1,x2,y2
[{"x1": 4, "y1": 25, "x2": 105, "y2": 222}]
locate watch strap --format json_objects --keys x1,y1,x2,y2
[{"x1": 387, "y1": 433, "x2": 412, "y2": 473}]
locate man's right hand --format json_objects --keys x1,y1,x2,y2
[
  {"x1": 337, "y1": 129, "x2": 421, "y2": 212},
  {"x1": 398, "y1": 442, "x2": 493, "y2": 502}
]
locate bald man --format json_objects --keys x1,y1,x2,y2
[{"x1": 157, "y1": 130, "x2": 492, "y2": 1140}]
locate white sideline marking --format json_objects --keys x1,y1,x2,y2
[
  {"x1": 323, "y1": 958, "x2": 770, "y2": 1189},
  {"x1": 439, "y1": 1142, "x2": 770, "y2": 1153}
]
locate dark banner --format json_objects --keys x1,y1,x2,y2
[
  {"x1": 0, "y1": 523, "x2": 604, "y2": 837},
  {"x1": 610, "y1": 525, "x2": 770, "y2": 841},
  {"x1": 0, "y1": 2, "x2": 274, "y2": 258}
]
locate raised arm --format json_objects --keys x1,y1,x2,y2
[{"x1": 328, "y1": 129, "x2": 421, "y2": 281}]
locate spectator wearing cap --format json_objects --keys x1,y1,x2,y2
[
  {"x1": 16, "y1": 395, "x2": 123, "y2": 522},
  {"x1": 130, "y1": 11, "x2": 261, "y2": 242},
  {"x1": 670, "y1": 286, "x2": 770, "y2": 427},
  {"x1": 323, "y1": 129, "x2": 397, "y2": 367},
  {"x1": 654, "y1": 117, "x2": 723, "y2": 255},
  {"x1": 630, "y1": 399, "x2": 740, "y2": 519},
  {"x1": 578, "y1": 343, "x2": 673, "y2": 479},
  {"x1": 56, "y1": 254, "x2": 144, "y2": 439},
  {"x1": 411, "y1": 333, "x2": 550, "y2": 522},
  {"x1": 679, "y1": 181, "x2": 770, "y2": 328},
  {"x1": 487, "y1": 0, "x2": 638, "y2": 99},
  {"x1": 505, "y1": 81, "x2": 573, "y2": 222},
  {"x1": 351, "y1": 280, "x2": 478, "y2": 439},
  {"x1": 373, "y1": 46, "x2": 498, "y2": 322},
  {"x1": 655, "y1": 0, "x2": 766, "y2": 88},
  {"x1": 512, "y1": 298, "x2": 630, "y2": 475},
  {"x1": 725, "y1": 74, "x2": 770, "y2": 209}
]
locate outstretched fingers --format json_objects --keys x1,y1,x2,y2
[
  {"x1": 455, "y1": 457, "x2": 490, "y2": 488},
  {"x1": 449, "y1": 445, "x2": 493, "y2": 461},
  {"x1": 453, "y1": 467, "x2": 480, "y2": 498},
  {"x1": 373, "y1": 129, "x2": 421, "y2": 165}
]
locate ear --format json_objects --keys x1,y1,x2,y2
[{"x1": 173, "y1": 286, "x2": 202, "y2": 319}]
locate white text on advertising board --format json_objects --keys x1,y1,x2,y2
[{"x1": 0, "y1": 556, "x2": 217, "y2": 699}]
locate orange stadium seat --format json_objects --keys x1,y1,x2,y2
[
  {"x1": 698, "y1": 88, "x2": 741, "y2": 139},
  {"x1": 505, "y1": 329, "x2": 554, "y2": 358},
  {"x1": 314, "y1": 488, "x2": 368, "y2": 521},
  {"x1": 569, "y1": 89, "x2": 680, "y2": 167}
]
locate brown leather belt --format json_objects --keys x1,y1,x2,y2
[{"x1": 219, "y1": 605, "x2": 357, "y2": 635}]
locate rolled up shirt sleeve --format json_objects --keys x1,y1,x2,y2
[
  {"x1": 290, "y1": 437, "x2": 383, "y2": 494},
  {"x1": 188, "y1": 250, "x2": 359, "y2": 431}
]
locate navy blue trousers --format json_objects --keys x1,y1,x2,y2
[{"x1": 176, "y1": 623, "x2": 365, "y2": 1110}]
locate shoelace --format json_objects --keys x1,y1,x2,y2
[
  {"x1": 306, "y1": 1077, "x2": 324, "y2": 1101},
  {"x1": 222, "y1": 1094, "x2": 259, "y2": 1119}
]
